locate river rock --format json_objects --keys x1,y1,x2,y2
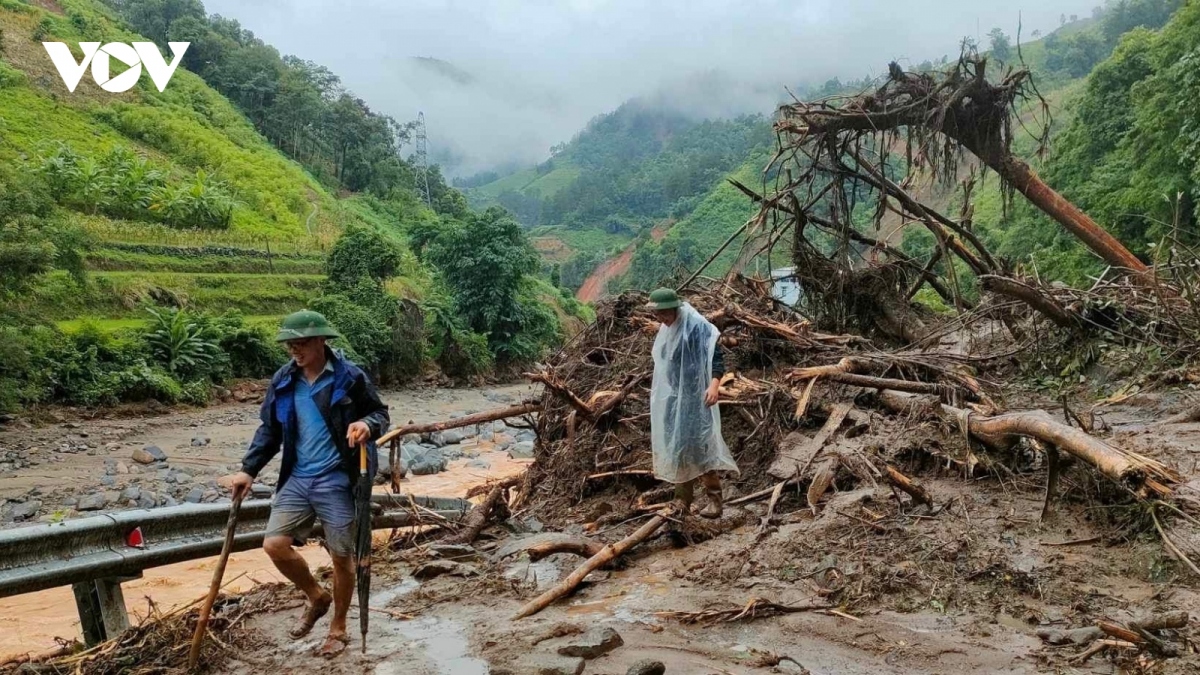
[
  {"x1": 627, "y1": 660, "x2": 667, "y2": 675},
  {"x1": 426, "y1": 432, "x2": 447, "y2": 448},
  {"x1": 412, "y1": 560, "x2": 479, "y2": 579},
  {"x1": 77, "y1": 493, "x2": 109, "y2": 511},
  {"x1": 410, "y1": 448, "x2": 446, "y2": 475},
  {"x1": 429, "y1": 543, "x2": 483, "y2": 561},
  {"x1": 115, "y1": 462, "x2": 129, "y2": 475},
  {"x1": 122, "y1": 486, "x2": 141, "y2": 502},
  {"x1": 555, "y1": 626, "x2": 623, "y2": 659},
  {"x1": 442, "y1": 447, "x2": 464, "y2": 461},
  {"x1": 161, "y1": 495, "x2": 178, "y2": 507},
  {"x1": 375, "y1": 447, "x2": 394, "y2": 484},
  {"x1": 191, "y1": 434, "x2": 210, "y2": 447},
  {"x1": 466, "y1": 459, "x2": 491, "y2": 470},
  {"x1": 100, "y1": 475, "x2": 117, "y2": 487},
  {"x1": 173, "y1": 472, "x2": 193, "y2": 484},
  {"x1": 137, "y1": 492, "x2": 157, "y2": 509},
  {"x1": 184, "y1": 487, "x2": 204, "y2": 503},
  {"x1": 132, "y1": 445, "x2": 167, "y2": 464},
  {"x1": 9, "y1": 500, "x2": 41, "y2": 521},
  {"x1": 509, "y1": 441, "x2": 535, "y2": 460},
  {"x1": 516, "y1": 430, "x2": 537, "y2": 443},
  {"x1": 400, "y1": 443, "x2": 424, "y2": 463},
  {"x1": 441, "y1": 430, "x2": 465, "y2": 445}
]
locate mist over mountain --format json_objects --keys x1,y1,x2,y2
[{"x1": 202, "y1": 0, "x2": 1100, "y2": 176}]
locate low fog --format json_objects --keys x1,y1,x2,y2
[{"x1": 201, "y1": 0, "x2": 1101, "y2": 177}]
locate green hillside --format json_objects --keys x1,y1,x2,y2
[
  {"x1": 616, "y1": 0, "x2": 1190, "y2": 295},
  {"x1": 0, "y1": 0, "x2": 588, "y2": 412}
]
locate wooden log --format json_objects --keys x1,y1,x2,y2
[
  {"x1": 527, "y1": 371, "x2": 595, "y2": 419},
  {"x1": 807, "y1": 457, "x2": 839, "y2": 514},
  {"x1": 377, "y1": 402, "x2": 541, "y2": 446},
  {"x1": 442, "y1": 477, "x2": 518, "y2": 546},
  {"x1": 513, "y1": 506, "x2": 677, "y2": 619},
  {"x1": 525, "y1": 538, "x2": 606, "y2": 562},
  {"x1": 769, "y1": 402, "x2": 852, "y2": 480},
  {"x1": 1098, "y1": 621, "x2": 1143, "y2": 644},
  {"x1": 884, "y1": 464, "x2": 933, "y2": 507},
  {"x1": 980, "y1": 275, "x2": 1083, "y2": 330},
  {"x1": 877, "y1": 391, "x2": 1161, "y2": 492},
  {"x1": 1130, "y1": 611, "x2": 1189, "y2": 632}
]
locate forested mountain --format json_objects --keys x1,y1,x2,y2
[
  {"x1": 484, "y1": 0, "x2": 1192, "y2": 298},
  {"x1": 974, "y1": 0, "x2": 1197, "y2": 282},
  {"x1": 462, "y1": 102, "x2": 773, "y2": 291},
  {"x1": 0, "y1": 0, "x2": 586, "y2": 413}
]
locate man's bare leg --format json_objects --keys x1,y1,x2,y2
[
  {"x1": 264, "y1": 536, "x2": 331, "y2": 638},
  {"x1": 321, "y1": 553, "x2": 354, "y2": 654}
]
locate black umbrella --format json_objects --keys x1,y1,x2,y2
[{"x1": 355, "y1": 442, "x2": 372, "y2": 654}]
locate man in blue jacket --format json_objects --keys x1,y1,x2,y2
[{"x1": 228, "y1": 310, "x2": 389, "y2": 658}]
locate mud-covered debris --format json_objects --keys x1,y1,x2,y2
[
  {"x1": 553, "y1": 625, "x2": 623, "y2": 659},
  {"x1": 412, "y1": 560, "x2": 479, "y2": 579},
  {"x1": 429, "y1": 543, "x2": 484, "y2": 562},
  {"x1": 1037, "y1": 626, "x2": 1104, "y2": 645}
]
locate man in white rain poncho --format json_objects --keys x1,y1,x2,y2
[{"x1": 647, "y1": 288, "x2": 739, "y2": 518}]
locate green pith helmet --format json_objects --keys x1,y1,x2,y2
[
  {"x1": 646, "y1": 288, "x2": 682, "y2": 310},
  {"x1": 274, "y1": 310, "x2": 341, "y2": 343}
]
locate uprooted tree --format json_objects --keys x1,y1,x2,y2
[{"x1": 717, "y1": 52, "x2": 1173, "y2": 345}]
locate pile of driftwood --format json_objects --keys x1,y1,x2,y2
[{"x1": 11, "y1": 583, "x2": 294, "y2": 674}]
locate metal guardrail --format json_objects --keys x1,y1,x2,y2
[{"x1": 0, "y1": 493, "x2": 471, "y2": 599}]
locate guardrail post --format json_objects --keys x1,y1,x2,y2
[{"x1": 72, "y1": 573, "x2": 141, "y2": 646}]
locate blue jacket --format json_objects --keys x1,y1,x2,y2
[{"x1": 241, "y1": 348, "x2": 389, "y2": 491}]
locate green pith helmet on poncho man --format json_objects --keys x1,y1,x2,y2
[
  {"x1": 274, "y1": 310, "x2": 343, "y2": 343},
  {"x1": 646, "y1": 288, "x2": 682, "y2": 310}
]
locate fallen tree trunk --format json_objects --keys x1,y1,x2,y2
[
  {"x1": 441, "y1": 476, "x2": 520, "y2": 546},
  {"x1": 877, "y1": 391, "x2": 1175, "y2": 496},
  {"x1": 980, "y1": 275, "x2": 1083, "y2": 330},
  {"x1": 525, "y1": 538, "x2": 606, "y2": 562},
  {"x1": 513, "y1": 505, "x2": 677, "y2": 619},
  {"x1": 379, "y1": 402, "x2": 541, "y2": 446}
]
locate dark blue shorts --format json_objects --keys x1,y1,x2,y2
[{"x1": 264, "y1": 471, "x2": 355, "y2": 557}]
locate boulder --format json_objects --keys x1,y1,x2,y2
[
  {"x1": 509, "y1": 441, "x2": 536, "y2": 460},
  {"x1": 410, "y1": 448, "x2": 446, "y2": 475},
  {"x1": 627, "y1": 661, "x2": 667, "y2": 675},
  {"x1": 441, "y1": 430, "x2": 465, "y2": 445},
  {"x1": 132, "y1": 445, "x2": 167, "y2": 464},
  {"x1": 412, "y1": 560, "x2": 479, "y2": 579},
  {"x1": 554, "y1": 626, "x2": 624, "y2": 659},
  {"x1": 184, "y1": 487, "x2": 204, "y2": 504},
  {"x1": 9, "y1": 500, "x2": 41, "y2": 521},
  {"x1": 77, "y1": 493, "x2": 109, "y2": 511}
]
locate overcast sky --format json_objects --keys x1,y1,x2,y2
[{"x1": 202, "y1": 0, "x2": 1101, "y2": 176}]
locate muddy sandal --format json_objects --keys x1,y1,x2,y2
[
  {"x1": 317, "y1": 633, "x2": 349, "y2": 658},
  {"x1": 288, "y1": 592, "x2": 332, "y2": 640}
]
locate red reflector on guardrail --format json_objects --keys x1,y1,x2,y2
[{"x1": 125, "y1": 527, "x2": 144, "y2": 549}]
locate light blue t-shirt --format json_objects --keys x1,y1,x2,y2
[{"x1": 291, "y1": 362, "x2": 342, "y2": 478}]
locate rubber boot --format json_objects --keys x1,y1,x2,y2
[
  {"x1": 672, "y1": 480, "x2": 695, "y2": 510},
  {"x1": 699, "y1": 482, "x2": 723, "y2": 519}
]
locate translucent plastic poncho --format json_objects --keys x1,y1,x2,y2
[{"x1": 650, "y1": 302, "x2": 739, "y2": 484}]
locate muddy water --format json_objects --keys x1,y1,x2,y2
[{"x1": 0, "y1": 384, "x2": 535, "y2": 662}]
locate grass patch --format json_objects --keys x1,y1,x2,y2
[{"x1": 18, "y1": 271, "x2": 324, "y2": 320}]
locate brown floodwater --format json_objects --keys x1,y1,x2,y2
[{"x1": 0, "y1": 448, "x2": 530, "y2": 662}]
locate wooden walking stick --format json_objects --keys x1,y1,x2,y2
[{"x1": 187, "y1": 492, "x2": 244, "y2": 671}]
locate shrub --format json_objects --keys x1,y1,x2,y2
[
  {"x1": 325, "y1": 226, "x2": 402, "y2": 288},
  {"x1": 423, "y1": 293, "x2": 493, "y2": 378},
  {"x1": 143, "y1": 307, "x2": 220, "y2": 380},
  {"x1": 203, "y1": 311, "x2": 285, "y2": 379}
]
